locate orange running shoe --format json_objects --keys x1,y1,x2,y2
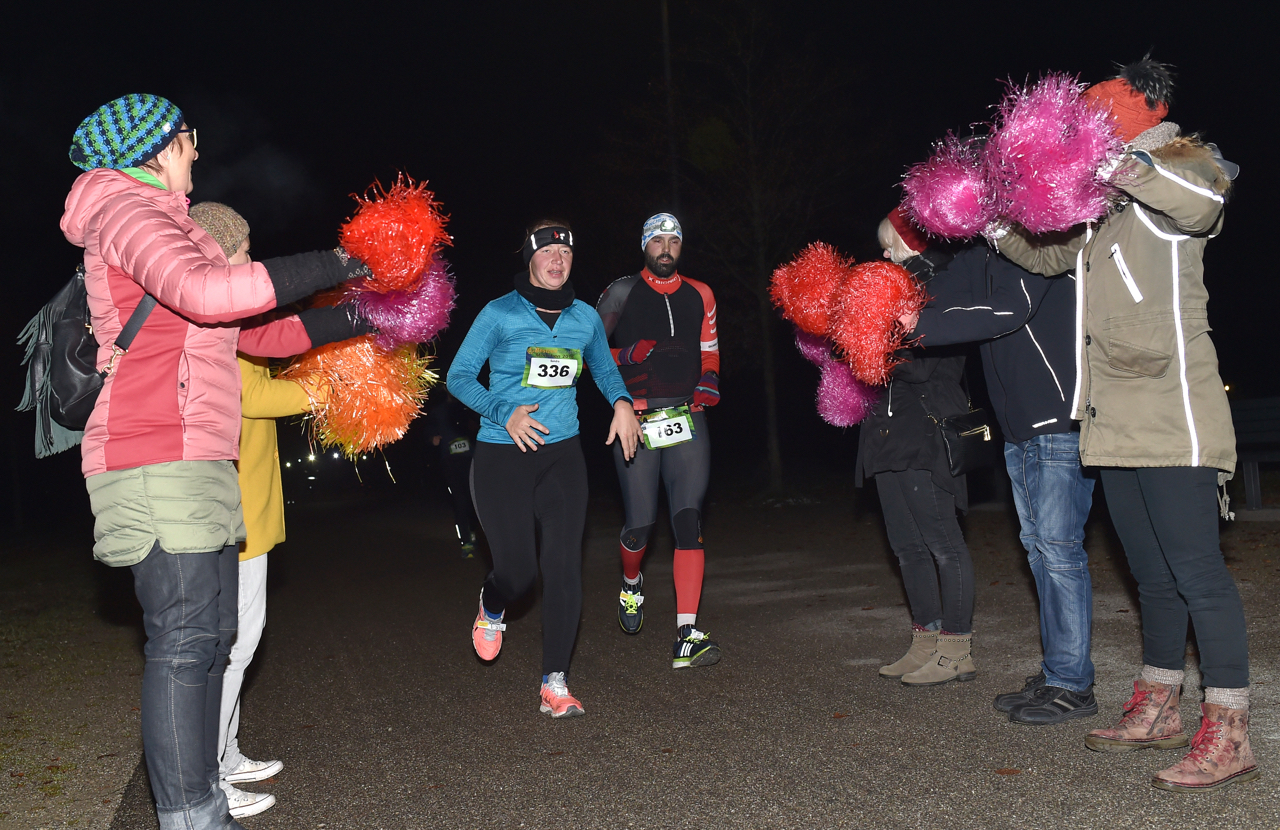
[
  {"x1": 471, "y1": 592, "x2": 505, "y2": 661},
  {"x1": 539, "y1": 672, "x2": 584, "y2": 718}
]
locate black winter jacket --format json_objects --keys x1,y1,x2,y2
[
  {"x1": 854, "y1": 251, "x2": 970, "y2": 508},
  {"x1": 909, "y1": 246, "x2": 1074, "y2": 444}
]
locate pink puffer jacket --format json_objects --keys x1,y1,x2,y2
[{"x1": 61, "y1": 169, "x2": 312, "y2": 476}]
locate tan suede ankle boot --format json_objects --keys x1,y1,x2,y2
[
  {"x1": 900, "y1": 632, "x2": 975, "y2": 686},
  {"x1": 1085, "y1": 678, "x2": 1189, "y2": 752},
  {"x1": 879, "y1": 628, "x2": 937, "y2": 679},
  {"x1": 1151, "y1": 703, "x2": 1261, "y2": 792}
]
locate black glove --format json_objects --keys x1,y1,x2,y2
[
  {"x1": 296, "y1": 305, "x2": 375, "y2": 348},
  {"x1": 261, "y1": 247, "x2": 371, "y2": 308}
]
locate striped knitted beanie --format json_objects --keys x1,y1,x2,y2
[
  {"x1": 189, "y1": 202, "x2": 250, "y2": 257},
  {"x1": 69, "y1": 94, "x2": 183, "y2": 171}
]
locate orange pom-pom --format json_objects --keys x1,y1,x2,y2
[
  {"x1": 279, "y1": 337, "x2": 438, "y2": 458},
  {"x1": 829, "y1": 261, "x2": 927, "y2": 386},
  {"x1": 339, "y1": 174, "x2": 450, "y2": 293},
  {"x1": 769, "y1": 242, "x2": 854, "y2": 335}
]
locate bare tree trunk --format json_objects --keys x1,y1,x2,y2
[{"x1": 755, "y1": 276, "x2": 783, "y2": 491}]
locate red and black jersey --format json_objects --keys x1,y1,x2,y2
[{"x1": 596, "y1": 268, "x2": 719, "y2": 411}]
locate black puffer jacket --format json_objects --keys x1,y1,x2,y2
[{"x1": 854, "y1": 251, "x2": 971, "y2": 508}]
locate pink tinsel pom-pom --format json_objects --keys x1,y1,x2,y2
[
  {"x1": 816, "y1": 361, "x2": 880, "y2": 428},
  {"x1": 770, "y1": 242, "x2": 854, "y2": 335},
  {"x1": 987, "y1": 73, "x2": 1123, "y2": 234},
  {"x1": 829, "y1": 261, "x2": 926, "y2": 386},
  {"x1": 348, "y1": 256, "x2": 457, "y2": 349},
  {"x1": 794, "y1": 329, "x2": 832, "y2": 366},
  {"x1": 902, "y1": 134, "x2": 995, "y2": 239}
]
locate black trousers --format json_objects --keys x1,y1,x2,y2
[
  {"x1": 876, "y1": 469, "x2": 975, "y2": 633},
  {"x1": 470, "y1": 437, "x2": 588, "y2": 675},
  {"x1": 1100, "y1": 466, "x2": 1248, "y2": 689}
]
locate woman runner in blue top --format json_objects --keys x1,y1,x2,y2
[{"x1": 447, "y1": 220, "x2": 640, "y2": 717}]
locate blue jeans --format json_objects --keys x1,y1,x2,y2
[
  {"x1": 1004, "y1": 433, "x2": 1096, "y2": 692},
  {"x1": 131, "y1": 542, "x2": 242, "y2": 830}
]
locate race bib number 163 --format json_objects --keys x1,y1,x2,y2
[{"x1": 522, "y1": 347, "x2": 583, "y2": 388}]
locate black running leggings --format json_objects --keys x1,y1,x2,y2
[
  {"x1": 470, "y1": 437, "x2": 588, "y2": 675},
  {"x1": 613, "y1": 410, "x2": 710, "y2": 551}
]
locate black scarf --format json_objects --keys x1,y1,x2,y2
[{"x1": 513, "y1": 272, "x2": 575, "y2": 310}]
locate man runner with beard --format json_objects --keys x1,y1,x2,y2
[{"x1": 596, "y1": 214, "x2": 722, "y2": 668}]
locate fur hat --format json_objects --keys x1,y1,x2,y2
[
  {"x1": 1084, "y1": 57, "x2": 1174, "y2": 143},
  {"x1": 189, "y1": 202, "x2": 250, "y2": 258},
  {"x1": 69, "y1": 94, "x2": 184, "y2": 171}
]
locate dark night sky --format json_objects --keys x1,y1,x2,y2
[{"x1": 1, "y1": 2, "x2": 1273, "y2": 509}]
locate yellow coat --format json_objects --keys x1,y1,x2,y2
[{"x1": 237, "y1": 355, "x2": 312, "y2": 561}]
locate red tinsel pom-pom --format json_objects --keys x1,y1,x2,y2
[
  {"x1": 769, "y1": 242, "x2": 854, "y2": 335},
  {"x1": 339, "y1": 175, "x2": 451, "y2": 293},
  {"x1": 829, "y1": 261, "x2": 926, "y2": 386}
]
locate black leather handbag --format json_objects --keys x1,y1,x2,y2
[
  {"x1": 18, "y1": 264, "x2": 156, "y2": 456},
  {"x1": 933, "y1": 407, "x2": 1001, "y2": 477}
]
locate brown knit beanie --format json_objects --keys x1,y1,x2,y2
[{"x1": 189, "y1": 201, "x2": 250, "y2": 257}]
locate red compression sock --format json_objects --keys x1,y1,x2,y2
[
  {"x1": 673, "y1": 548, "x2": 705, "y2": 615},
  {"x1": 621, "y1": 543, "x2": 646, "y2": 582}
]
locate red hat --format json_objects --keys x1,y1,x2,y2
[
  {"x1": 1083, "y1": 78, "x2": 1168, "y2": 143},
  {"x1": 888, "y1": 206, "x2": 929, "y2": 254}
]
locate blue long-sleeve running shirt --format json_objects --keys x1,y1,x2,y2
[{"x1": 447, "y1": 290, "x2": 632, "y2": 446}]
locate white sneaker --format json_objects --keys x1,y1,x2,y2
[
  {"x1": 224, "y1": 756, "x2": 284, "y2": 784},
  {"x1": 220, "y1": 782, "x2": 276, "y2": 818}
]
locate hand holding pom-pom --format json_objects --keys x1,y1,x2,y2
[{"x1": 770, "y1": 243, "x2": 854, "y2": 335}]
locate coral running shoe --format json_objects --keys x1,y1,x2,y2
[
  {"x1": 539, "y1": 672, "x2": 585, "y2": 718},
  {"x1": 672, "y1": 624, "x2": 721, "y2": 669},
  {"x1": 471, "y1": 592, "x2": 505, "y2": 661},
  {"x1": 619, "y1": 575, "x2": 644, "y2": 634}
]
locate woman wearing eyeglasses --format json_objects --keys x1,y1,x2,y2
[
  {"x1": 61, "y1": 94, "x2": 370, "y2": 830},
  {"x1": 447, "y1": 220, "x2": 640, "y2": 718}
]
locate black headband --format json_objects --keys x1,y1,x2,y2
[{"x1": 522, "y1": 226, "x2": 574, "y2": 264}]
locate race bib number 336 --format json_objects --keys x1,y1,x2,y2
[{"x1": 522, "y1": 347, "x2": 583, "y2": 388}]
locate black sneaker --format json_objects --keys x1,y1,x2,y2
[
  {"x1": 672, "y1": 624, "x2": 721, "y2": 669},
  {"x1": 1008, "y1": 685, "x2": 1099, "y2": 725},
  {"x1": 618, "y1": 576, "x2": 644, "y2": 634},
  {"x1": 993, "y1": 671, "x2": 1047, "y2": 713}
]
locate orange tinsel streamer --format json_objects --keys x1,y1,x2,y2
[
  {"x1": 828, "y1": 261, "x2": 927, "y2": 386},
  {"x1": 279, "y1": 337, "x2": 437, "y2": 459},
  {"x1": 339, "y1": 175, "x2": 450, "y2": 293},
  {"x1": 769, "y1": 242, "x2": 854, "y2": 336}
]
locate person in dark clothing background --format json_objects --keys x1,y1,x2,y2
[
  {"x1": 860, "y1": 209, "x2": 976, "y2": 687},
  {"x1": 426, "y1": 389, "x2": 480, "y2": 557}
]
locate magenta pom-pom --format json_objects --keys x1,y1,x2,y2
[
  {"x1": 816, "y1": 361, "x2": 880, "y2": 427},
  {"x1": 348, "y1": 255, "x2": 457, "y2": 349},
  {"x1": 987, "y1": 73, "x2": 1123, "y2": 233},
  {"x1": 795, "y1": 329, "x2": 832, "y2": 366},
  {"x1": 902, "y1": 134, "x2": 995, "y2": 239}
]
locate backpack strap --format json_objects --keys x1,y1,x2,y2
[
  {"x1": 102, "y1": 294, "x2": 157, "y2": 377},
  {"x1": 115, "y1": 294, "x2": 157, "y2": 352}
]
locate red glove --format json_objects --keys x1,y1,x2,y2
[
  {"x1": 615, "y1": 339, "x2": 656, "y2": 366},
  {"x1": 693, "y1": 371, "x2": 720, "y2": 407}
]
